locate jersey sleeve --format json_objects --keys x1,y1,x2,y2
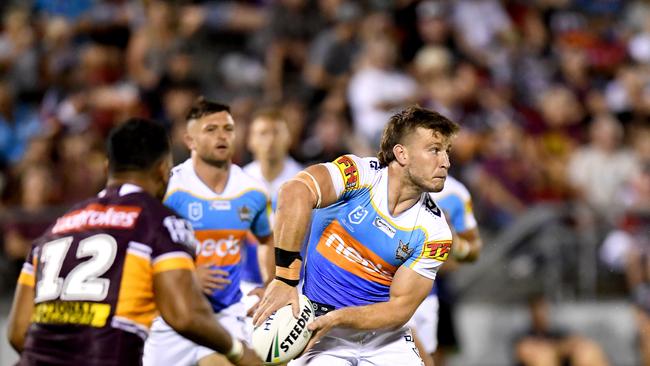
[
  {"x1": 151, "y1": 214, "x2": 197, "y2": 274},
  {"x1": 251, "y1": 191, "x2": 272, "y2": 238},
  {"x1": 17, "y1": 244, "x2": 38, "y2": 287},
  {"x1": 403, "y1": 225, "x2": 453, "y2": 280},
  {"x1": 322, "y1": 154, "x2": 378, "y2": 201}
]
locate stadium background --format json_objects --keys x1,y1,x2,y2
[{"x1": 0, "y1": 0, "x2": 648, "y2": 364}]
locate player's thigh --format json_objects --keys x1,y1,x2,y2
[
  {"x1": 143, "y1": 317, "x2": 201, "y2": 366},
  {"x1": 289, "y1": 334, "x2": 355, "y2": 366},
  {"x1": 359, "y1": 328, "x2": 424, "y2": 366},
  {"x1": 197, "y1": 353, "x2": 231, "y2": 366},
  {"x1": 407, "y1": 295, "x2": 439, "y2": 355}
]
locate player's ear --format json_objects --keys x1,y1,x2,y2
[{"x1": 393, "y1": 144, "x2": 407, "y2": 166}]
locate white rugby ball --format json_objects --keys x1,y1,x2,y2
[{"x1": 252, "y1": 295, "x2": 315, "y2": 365}]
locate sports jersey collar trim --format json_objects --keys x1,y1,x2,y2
[{"x1": 97, "y1": 183, "x2": 143, "y2": 197}]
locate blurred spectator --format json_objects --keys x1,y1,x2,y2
[
  {"x1": 0, "y1": 7, "x2": 40, "y2": 100},
  {"x1": 568, "y1": 114, "x2": 639, "y2": 221},
  {"x1": 348, "y1": 36, "x2": 417, "y2": 147},
  {"x1": 514, "y1": 295, "x2": 610, "y2": 366},
  {"x1": 0, "y1": 81, "x2": 42, "y2": 165}
]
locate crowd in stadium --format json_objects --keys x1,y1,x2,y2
[{"x1": 0, "y1": 0, "x2": 649, "y2": 363}]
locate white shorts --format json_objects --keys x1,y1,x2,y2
[
  {"x1": 289, "y1": 326, "x2": 424, "y2": 366},
  {"x1": 142, "y1": 301, "x2": 249, "y2": 366},
  {"x1": 240, "y1": 280, "x2": 263, "y2": 338},
  {"x1": 407, "y1": 294, "x2": 439, "y2": 354}
]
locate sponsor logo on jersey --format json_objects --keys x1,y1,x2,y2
[
  {"x1": 238, "y1": 205, "x2": 252, "y2": 222},
  {"x1": 334, "y1": 155, "x2": 359, "y2": 191},
  {"x1": 348, "y1": 205, "x2": 368, "y2": 225},
  {"x1": 424, "y1": 195, "x2": 441, "y2": 217},
  {"x1": 395, "y1": 240, "x2": 414, "y2": 261},
  {"x1": 423, "y1": 240, "x2": 452, "y2": 261},
  {"x1": 188, "y1": 201, "x2": 203, "y2": 221},
  {"x1": 373, "y1": 216, "x2": 396, "y2": 238},
  {"x1": 52, "y1": 204, "x2": 141, "y2": 234},
  {"x1": 32, "y1": 301, "x2": 111, "y2": 327},
  {"x1": 210, "y1": 201, "x2": 232, "y2": 210}
]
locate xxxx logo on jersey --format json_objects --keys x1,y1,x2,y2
[
  {"x1": 423, "y1": 240, "x2": 452, "y2": 262},
  {"x1": 334, "y1": 156, "x2": 359, "y2": 191}
]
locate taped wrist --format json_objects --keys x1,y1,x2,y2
[{"x1": 275, "y1": 248, "x2": 302, "y2": 287}]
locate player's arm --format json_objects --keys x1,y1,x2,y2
[
  {"x1": 154, "y1": 268, "x2": 260, "y2": 365},
  {"x1": 7, "y1": 283, "x2": 34, "y2": 353},
  {"x1": 253, "y1": 164, "x2": 337, "y2": 325},
  {"x1": 452, "y1": 227, "x2": 482, "y2": 262},
  {"x1": 307, "y1": 266, "x2": 432, "y2": 343},
  {"x1": 255, "y1": 234, "x2": 275, "y2": 286}
]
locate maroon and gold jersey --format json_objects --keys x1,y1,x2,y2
[{"x1": 16, "y1": 184, "x2": 196, "y2": 366}]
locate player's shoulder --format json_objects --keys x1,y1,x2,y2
[{"x1": 167, "y1": 159, "x2": 196, "y2": 191}]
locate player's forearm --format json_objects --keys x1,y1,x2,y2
[
  {"x1": 329, "y1": 300, "x2": 415, "y2": 331},
  {"x1": 257, "y1": 241, "x2": 275, "y2": 285},
  {"x1": 274, "y1": 180, "x2": 315, "y2": 253}
]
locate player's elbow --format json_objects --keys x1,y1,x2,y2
[
  {"x1": 163, "y1": 310, "x2": 195, "y2": 334},
  {"x1": 277, "y1": 180, "x2": 314, "y2": 209},
  {"x1": 8, "y1": 328, "x2": 25, "y2": 353}
]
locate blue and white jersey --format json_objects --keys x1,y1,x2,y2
[
  {"x1": 431, "y1": 175, "x2": 477, "y2": 234},
  {"x1": 164, "y1": 159, "x2": 272, "y2": 312},
  {"x1": 303, "y1": 155, "x2": 452, "y2": 309},
  {"x1": 241, "y1": 157, "x2": 303, "y2": 284}
]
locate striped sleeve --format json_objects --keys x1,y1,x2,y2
[
  {"x1": 17, "y1": 247, "x2": 37, "y2": 287},
  {"x1": 151, "y1": 214, "x2": 197, "y2": 274}
]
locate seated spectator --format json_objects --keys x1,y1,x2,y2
[{"x1": 514, "y1": 295, "x2": 610, "y2": 366}]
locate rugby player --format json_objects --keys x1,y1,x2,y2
[
  {"x1": 143, "y1": 99, "x2": 274, "y2": 366},
  {"x1": 254, "y1": 106, "x2": 459, "y2": 365},
  {"x1": 7, "y1": 118, "x2": 261, "y2": 365},
  {"x1": 241, "y1": 108, "x2": 302, "y2": 300}
]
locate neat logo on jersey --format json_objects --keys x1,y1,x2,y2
[
  {"x1": 52, "y1": 204, "x2": 141, "y2": 234},
  {"x1": 316, "y1": 221, "x2": 396, "y2": 286},
  {"x1": 423, "y1": 240, "x2": 452, "y2": 262},
  {"x1": 188, "y1": 202, "x2": 203, "y2": 221},
  {"x1": 424, "y1": 196, "x2": 441, "y2": 217},
  {"x1": 194, "y1": 229, "x2": 246, "y2": 266},
  {"x1": 210, "y1": 201, "x2": 231, "y2": 211},
  {"x1": 334, "y1": 156, "x2": 359, "y2": 191},
  {"x1": 373, "y1": 217, "x2": 396, "y2": 238},
  {"x1": 348, "y1": 206, "x2": 368, "y2": 225}
]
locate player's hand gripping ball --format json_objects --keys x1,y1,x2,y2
[{"x1": 252, "y1": 294, "x2": 315, "y2": 365}]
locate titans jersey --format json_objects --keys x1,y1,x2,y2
[
  {"x1": 241, "y1": 157, "x2": 302, "y2": 284},
  {"x1": 431, "y1": 175, "x2": 477, "y2": 234},
  {"x1": 164, "y1": 160, "x2": 272, "y2": 312},
  {"x1": 303, "y1": 155, "x2": 453, "y2": 309}
]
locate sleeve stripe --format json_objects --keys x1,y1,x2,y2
[
  {"x1": 18, "y1": 270, "x2": 35, "y2": 287},
  {"x1": 152, "y1": 251, "x2": 193, "y2": 265},
  {"x1": 153, "y1": 254, "x2": 195, "y2": 274}
]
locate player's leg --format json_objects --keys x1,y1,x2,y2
[
  {"x1": 289, "y1": 328, "x2": 357, "y2": 366},
  {"x1": 142, "y1": 317, "x2": 200, "y2": 366},
  {"x1": 359, "y1": 327, "x2": 424, "y2": 366},
  {"x1": 196, "y1": 301, "x2": 250, "y2": 366}
]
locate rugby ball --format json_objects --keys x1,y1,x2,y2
[{"x1": 252, "y1": 295, "x2": 315, "y2": 365}]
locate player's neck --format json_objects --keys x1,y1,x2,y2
[
  {"x1": 258, "y1": 157, "x2": 285, "y2": 183},
  {"x1": 192, "y1": 156, "x2": 230, "y2": 194},
  {"x1": 386, "y1": 163, "x2": 422, "y2": 217},
  {"x1": 106, "y1": 174, "x2": 157, "y2": 197}
]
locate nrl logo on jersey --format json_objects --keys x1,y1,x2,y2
[
  {"x1": 373, "y1": 216, "x2": 396, "y2": 238},
  {"x1": 188, "y1": 202, "x2": 203, "y2": 221},
  {"x1": 238, "y1": 205, "x2": 252, "y2": 222},
  {"x1": 348, "y1": 205, "x2": 368, "y2": 225},
  {"x1": 395, "y1": 240, "x2": 414, "y2": 261}
]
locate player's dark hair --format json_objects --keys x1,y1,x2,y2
[
  {"x1": 377, "y1": 106, "x2": 460, "y2": 167},
  {"x1": 185, "y1": 96, "x2": 230, "y2": 122},
  {"x1": 107, "y1": 118, "x2": 170, "y2": 173}
]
